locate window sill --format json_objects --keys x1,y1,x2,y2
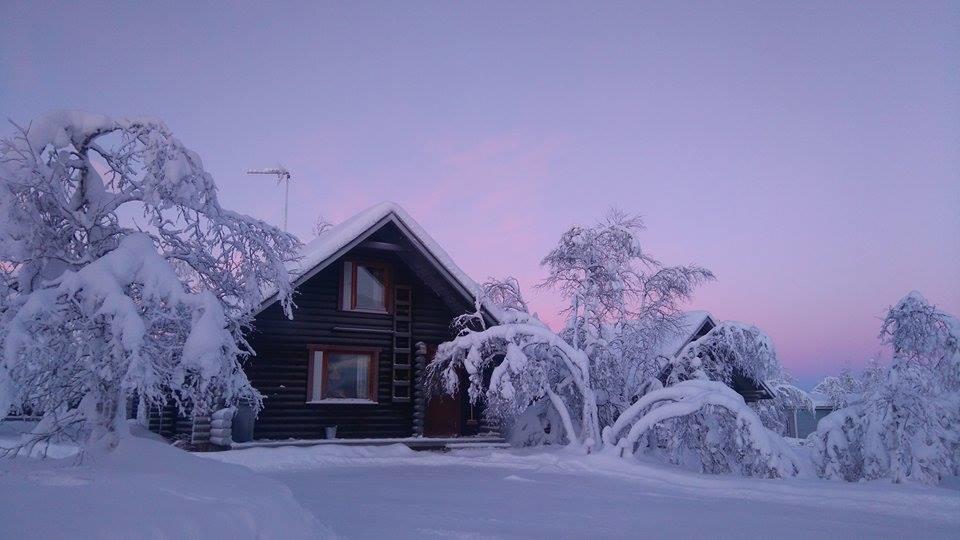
[
  {"x1": 341, "y1": 308, "x2": 390, "y2": 315},
  {"x1": 306, "y1": 399, "x2": 378, "y2": 405}
]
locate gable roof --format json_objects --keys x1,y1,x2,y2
[
  {"x1": 258, "y1": 202, "x2": 501, "y2": 322},
  {"x1": 657, "y1": 310, "x2": 715, "y2": 359}
]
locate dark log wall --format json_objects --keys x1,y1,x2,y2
[{"x1": 245, "y1": 239, "x2": 468, "y2": 440}]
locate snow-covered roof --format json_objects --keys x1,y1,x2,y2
[
  {"x1": 658, "y1": 310, "x2": 715, "y2": 358},
  {"x1": 259, "y1": 202, "x2": 500, "y2": 322},
  {"x1": 807, "y1": 392, "x2": 834, "y2": 408}
]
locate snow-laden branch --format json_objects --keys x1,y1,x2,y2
[
  {"x1": 426, "y1": 312, "x2": 600, "y2": 448},
  {"x1": 602, "y1": 380, "x2": 804, "y2": 478}
]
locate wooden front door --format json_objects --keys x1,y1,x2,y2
[{"x1": 423, "y1": 345, "x2": 462, "y2": 437}]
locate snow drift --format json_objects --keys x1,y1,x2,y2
[{"x1": 0, "y1": 425, "x2": 333, "y2": 539}]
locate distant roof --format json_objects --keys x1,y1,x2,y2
[
  {"x1": 259, "y1": 202, "x2": 501, "y2": 321},
  {"x1": 657, "y1": 310, "x2": 715, "y2": 358},
  {"x1": 788, "y1": 392, "x2": 835, "y2": 409}
]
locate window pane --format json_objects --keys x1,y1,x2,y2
[
  {"x1": 355, "y1": 264, "x2": 386, "y2": 310},
  {"x1": 324, "y1": 353, "x2": 371, "y2": 399}
]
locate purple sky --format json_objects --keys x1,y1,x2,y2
[{"x1": 2, "y1": 2, "x2": 958, "y2": 386}]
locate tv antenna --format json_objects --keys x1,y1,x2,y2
[{"x1": 246, "y1": 167, "x2": 292, "y2": 231}]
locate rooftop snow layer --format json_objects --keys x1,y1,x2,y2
[
  {"x1": 261, "y1": 202, "x2": 501, "y2": 320},
  {"x1": 658, "y1": 310, "x2": 714, "y2": 358}
]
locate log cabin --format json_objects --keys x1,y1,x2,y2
[{"x1": 235, "y1": 202, "x2": 501, "y2": 445}]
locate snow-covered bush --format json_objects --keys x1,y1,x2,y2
[
  {"x1": 602, "y1": 380, "x2": 804, "y2": 478},
  {"x1": 505, "y1": 397, "x2": 567, "y2": 447},
  {"x1": 811, "y1": 292, "x2": 960, "y2": 484},
  {"x1": 0, "y1": 112, "x2": 299, "y2": 452}
]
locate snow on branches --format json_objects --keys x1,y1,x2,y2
[
  {"x1": 426, "y1": 311, "x2": 601, "y2": 449},
  {"x1": 0, "y1": 112, "x2": 299, "y2": 451},
  {"x1": 429, "y1": 212, "x2": 717, "y2": 453},
  {"x1": 665, "y1": 321, "x2": 810, "y2": 435},
  {"x1": 602, "y1": 380, "x2": 805, "y2": 478},
  {"x1": 811, "y1": 292, "x2": 960, "y2": 484},
  {"x1": 539, "y1": 209, "x2": 713, "y2": 350},
  {"x1": 812, "y1": 367, "x2": 874, "y2": 409},
  {"x1": 880, "y1": 291, "x2": 960, "y2": 392},
  {"x1": 667, "y1": 322, "x2": 779, "y2": 386},
  {"x1": 428, "y1": 210, "x2": 806, "y2": 480}
]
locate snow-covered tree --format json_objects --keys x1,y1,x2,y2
[
  {"x1": 428, "y1": 210, "x2": 714, "y2": 451},
  {"x1": 663, "y1": 321, "x2": 811, "y2": 435},
  {"x1": 312, "y1": 215, "x2": 332, "y2": 237},
  {"x1": 811, "y1": 292, "x2": 960, "y2": 484},
  {"x1": 539, "y1": 210, "x2": 713, "y2": 351},
  {"x1": 666, "y1": 322, "x2": 779, "y2": 387},
  {"x1": 428, "y1": 212, "x2": 804, "y2": 477},
  {"x1": 812, "y1": 366, "x2": 879, "y2": 409},
  {"x1": 544, "y1": 210, "x2": 714, "y2": 429},
  {"x1": 427, "y1": 309, "x2": 600, "y2": 448},
  {"x1": 601, "y1": 380, "x2": 805, "y2": 478},
  {"x1": 0, "y1": 112, "x2": 299, "y2": 453},
  {"x1": 479, "y1": 276, "x2": 528, "y2": 314}
]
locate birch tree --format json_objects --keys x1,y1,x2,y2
[
  {"x1": 0, "y1": 112, "x2": 299, "y2": 453},
  {"x1": 812, "y1": 292, "x2": 960, "y2": 484}
]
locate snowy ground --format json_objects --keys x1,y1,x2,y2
[
  {"x1": 1, "y1": 424, "x2": 957, "y2": 539},
  {"x1": 0, "y1": 422, "x2": 331, "y2": 539},
  {"x1": 203, "y1": 444, "x2": 960, "y2": 539}
]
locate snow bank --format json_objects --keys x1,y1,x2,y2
[
  {"x1": 0, "y1": 425, "x2": 334, "y2": 539},
  {"x1": 202, "y1": 442, "x2": 419, "y2": 472}
]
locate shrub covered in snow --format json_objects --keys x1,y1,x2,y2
[
  {"x1": 811, "y1": 292, "x2": 960, "y2": 484},
  {"x1": 602, "y1": 380, "x2": 805, "y2": 478},
  {"x1": 0, "y1": 112, "x2": 299, "y2": 452}
]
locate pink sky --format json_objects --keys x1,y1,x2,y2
[{"x1": 2, "y1": 2, "x2": 957, "y2": 386}]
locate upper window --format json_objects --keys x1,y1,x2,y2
[
  {"x1": 308, "y1": 347, "x2": 378, "y2": 403},
  {"x1": 341, "y1": 260, "x2": 389, "y2": 313}
]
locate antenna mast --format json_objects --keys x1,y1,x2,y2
[{"x1": 246, "y1": 167, "x2": 292, "y2": 231}]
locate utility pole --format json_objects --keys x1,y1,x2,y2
[{"x1": 246, "y1": 167, "x2": 292, "y2": 231}]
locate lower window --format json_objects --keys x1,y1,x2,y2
[{"x1": 308, "y1": 347, "x2": 379, "y2": 403}]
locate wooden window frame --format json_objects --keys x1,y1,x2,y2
[
  {"x1": 339, "y1": 259, "x2": 392, "y2": 314},
  {"x1": 306, "y1": 345, "x2": 380, "y2": 404}
]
